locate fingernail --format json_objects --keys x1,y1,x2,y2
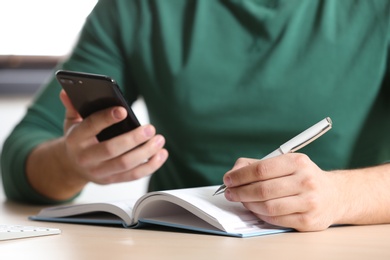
[
  {"x1": 154, "y1": 135, "x2": 165, "y2": 148},
  {"x1": 224, "y1": 176, "x2": 232, "y2": 187},
  {"x1": 144, "y1": 125, "x2": 154, "y2": 137},
  {"x1": 113, "y1": 107, "x2": 124, "y2": 120},
  {"x1": 225, "y1": 189, "x2": 232, "y2": 201},
  {"x1": 158, "y1": 150, "x2": 168, "y2": 161}
]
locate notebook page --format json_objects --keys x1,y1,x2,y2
[{"x1": 160, "y1": 186, "x2": 284, "y2": 234}]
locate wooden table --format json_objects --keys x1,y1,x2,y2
[{"x1": 1, "y1": 187, "x2": 390, "y2": 259}]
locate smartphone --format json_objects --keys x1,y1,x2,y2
[{"x1": 56, "y1": 70, "x2": 140, "y2": 142}]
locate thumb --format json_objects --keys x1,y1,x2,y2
[{"x1": 59, "y1": 90, "x2": 83, "y2": 130}]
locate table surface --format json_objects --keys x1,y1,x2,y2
[{"x1": 1, "y1": 191, "x2": 390, "y2": 260}]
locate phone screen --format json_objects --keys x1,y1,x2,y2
[{"x1": 56, "y1": 70, "x2": 140, "y2": 142}]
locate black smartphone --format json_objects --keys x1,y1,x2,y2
[{"x1": 56, "y1": 70, "x2": 140, "y2": 142}]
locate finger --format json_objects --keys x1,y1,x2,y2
[
  {"x1": 256, "y1": 212, "x2": 329, "y2": 232},
  {"x1": 230, "y1": 157, "x2": 258, "y2": 172},
  {"x1": 94, "y1": 149, "x2": 169, "y2": 184},
  {"x1": 77, "y1": 124, "x2": 157, "y2": 166},
  {"x1": 242, "y1": 195, "x2": 306, "y2": 217},
  {"x1": 248, "y1": 192, "x2": 332, "y2": 232},
  {"x1": 59, "y1": 90, "x2": 81, "y2": 121},
  {"x1": 88, "y1": 134, "x2": 166, "y2": 178},
  {"x1": 225, "y1": 174, "x2": 301, "y2": 202},
  {"x1": 69, "y1": 106, "x2": 128, "y2": 142},
  {"x1": 224, "y1": 153, "x2": 309, "y2": 188}
]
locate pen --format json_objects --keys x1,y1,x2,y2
[{"x1": 213, "y1": 117, "x2": 333, "y2": 196}]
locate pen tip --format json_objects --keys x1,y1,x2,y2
[{"x1": 213, "y1": 190, "x2": 224, "y2": 196}]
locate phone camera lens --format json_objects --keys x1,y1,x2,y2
[{"x1": 60, "y1": 78, "x2": 74, "y2": 84}]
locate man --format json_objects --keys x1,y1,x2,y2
[{"x1": 2, "y1": 0, "x2": 390, "y2": 231}]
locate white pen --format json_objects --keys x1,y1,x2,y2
[{"x1": 212, "y1": 117, "x2": 333, "y2": 196}]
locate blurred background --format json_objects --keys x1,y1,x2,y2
[{"x1": 0, "y1": 0, "x2": 150, "y2": 202}]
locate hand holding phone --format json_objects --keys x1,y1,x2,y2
[{"x1": 56, "y1": 70, "x2": 140, "y2": 142}]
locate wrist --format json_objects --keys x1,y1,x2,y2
[
  {"x1": 329, "y1": 164, "x2": 390, "y2": 225},
  {"x1": 26, "y1": 137, "x2": 88, "y2": 201}
]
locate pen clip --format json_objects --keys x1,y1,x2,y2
[{"x1": 280, "y1": 117, "x2": 332, "y2": 153}]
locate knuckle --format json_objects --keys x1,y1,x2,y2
[
  {"x1": 301, "y1": 175, "x2": 318, "y2": 190},
  {"x1": 138, "y1": 157, "x2": 162, "y2": 177},
  {"x1": 254, "y1": 162, "x2": 268, "y2": 180},
  {"x1": 235, "y1": 157, "x2": 247, "y2": 165},
  {"x1": 84, "y1": 116, "x2": 99, "y2": 133},
  {"x1": 116, "y1": 156, "x2": 132, "y2": 170},
  {"x1": 264, "y1": 215, "x2": 279, "y2": 226},
  {"x1": 293, "y1": 153, "x2": 311, "y2": 167},
  {"x1": 262, "y1": 201, "x2": 278, "y2": 216},
  {"x1": 255, "y1": 183, "x2": 271, "y2": 199},
  {"x1": 131, "y1": 169, "x2": 146, "y2": 180},
  {"x1": 87, "y1": 109, "x2": 113, "y2": 134},
  {"x1": 139, "y1": 129, "x2": 153, "y2": 144},
  {"x1": 95, "y1": 170, "x2": 123, "y2": 185},
  {"x1": 128, "y1": 130, "x2": 147, "y2": 147},
  {"x1": 229, "y1": 188, "x2": 241, "y2": 201},
  {"x1": 297, "y1": 214, "x2": 315, "y2": 230},
  {"x1": 147, "y1": 157, "x2": 160, "y2": 169},
  {"x1": 128, "y1": 163, "x2": 153, "y2": 180},
  {"x1": 305, "y1": 194, "x2": 320, "y2": 211},
  {"x1": 234, "y1": 157, "x2": 252, "y2": 168},
  {"x1": 101, "y1": 142, "x2": 118, "y2": 157}
]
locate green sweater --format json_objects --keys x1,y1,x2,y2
[{"x1": 2, "y1": 0, "x2": 390, "y2": 204}]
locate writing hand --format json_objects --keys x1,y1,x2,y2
[{"x1": 222, "y1": 154, "x2": 340, "y2": 231}]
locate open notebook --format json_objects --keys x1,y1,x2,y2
[{"x1": 30, "y1": 185, "x2": 290, "y2": 238}]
